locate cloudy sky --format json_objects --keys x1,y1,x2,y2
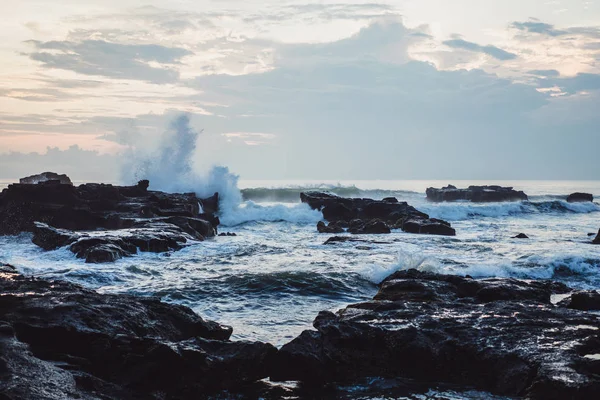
[{"x1": 1, "y1": 0, "x2": 599, "y2": 181}]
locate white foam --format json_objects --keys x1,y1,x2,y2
[
  {"x1": 360, "y1": 246, "x2": 439, "y2": 284},
  {"x1": 219, "y1": 201, "x2": 322, "y2": 226}
]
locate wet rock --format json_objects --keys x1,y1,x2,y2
[
  {"x1": 273, "y1": 270, "x2": 600, "y2": 398},
  {"x1": 0, "y1": 269, "x2": 276, "y2": 399},
  {"x1": 558, "y1": 291, "x2": 600, "y2": 311},
  {"x1": 400, "y1": 216, "x2": 456, "y2": 236},
  {"x1": 1, "y1": 178, "x2": 220, "y2": 261},
  {"x1": 426, "y1": 185, "x2": 528, "y2": 202},
  {"x1": 513, "y1": 233, "x2": 529, "y2": 239},
  {"x1": 19, "y1": 171, "x2": 72, "y2": 185},
  {"x1": 317, "y1": 221, "x2": 345, "y2": 234},
  {"x1": 301, "y1": 192, "x2": 453, "y2": 236},
  {"x1": 567, "y1": 192, "x2": 593, "y2": 203},
  {"x1": 593, "y1": 229, "x2": 600, "y2": 245},
  {"x1": 200, "y1": 192, "x2": 220, "y2": 214},
  {"x1": 219, "y1": 232, "x2": 237, "y2": 237}
]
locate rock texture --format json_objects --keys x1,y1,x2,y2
[
  {"x1": 567, "y1": 192, "x2": 594, "y2": 203},
  {"x1": 301, "y1": 192, "x2": 455, "y2": 236},
  {"x1": 0, "y1": 177, "x2": 220, "y2": 262},
  {"x1": 426, "y1": 185, "x2": 528, "y2": 202},
  {"x1": 19, "y1": 171, "x2": 72, "y2": 185},
  {"x1": 593, "y1": 229, "x2": 600, "y2": 245},
  {"x1": 0, "y1": 265, "x2": 276, "y2": 399},
  {"x1": 272, "y1": 269, "x2": 600, "y2": 399}
]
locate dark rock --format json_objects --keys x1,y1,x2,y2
[
  {"x1": 20, "y1": 172, "x2": 72, "y2": 185},
  {"x1": 567, "y1": 192, "x2": 593, "y2": 203},
  {"x1": 323, "y1": 236, "x2": 390, "y2": 245},
  {"x1": 1, "y1": 178, "x2": 220, "y2": 262},
  {"x1": 317, "y1": 221, "x2": 345, "y2": 234},
  {"x1": 426, "y1": 185, "x2": 528, "y2": 202},
  {"x1": 200, "y1": 192, "x2": 219, "y2": 214},
  {"x1": 219, "y1": 232, "x2": 237, "y2": 237},
  {"x1": 272, "y1": 270, "x2": 599, "y2": 398},
  {"x1": 558, "y1": 291, "x2": 600, "y2": 311},
  {"x1": 593, "y1": 229, "x2": 600, "y2": 245},
  {"x1": 513, "y1": 233, "x2": 529, "y2": 239},
  {"x1": 301, "y1": 192, "x2": 453, "y2": 236},
  {"x1": 0, "y1": 269, "x2": 276, "y2": 399},
  {"x1": 400, "y1": 217, "x2": 456, "y2": 236},
  {"x1": 350, "y1": 219, "x2": 390, "y2": 235}
]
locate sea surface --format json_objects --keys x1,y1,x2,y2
[{"x1": 1, "y1": 179, "x2": 599, "y2": 353}]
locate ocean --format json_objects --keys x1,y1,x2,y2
[{"x1": 1, "y1": 179, "x2": 599, "y2": 350}]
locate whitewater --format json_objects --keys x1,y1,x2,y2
[
  {"x1": 1, "y1": 178, "x2": 599, "y2": 347},
  {"x1": 1, "y1": 119, "x2": 599, "y2": 348}
]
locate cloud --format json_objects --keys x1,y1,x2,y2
[
  {"x1": 512, "y1": 21, "x2": 568, "y2": 36},
  {"x1": 443, "y1": 38, "x2": 517, "y2": 60},
  {"x1": 25, "y1": 40, "x2": 192, "y2": 83},
  {"x1": 527, "y1": 69, "x2": 560, "y2": 77}
]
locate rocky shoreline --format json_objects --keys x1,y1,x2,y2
[
  {"x1": 2, "y1": 263, "x2": 600, "y2": 398},
  {"x1": 2, "y1": 176, "x2": 600, "y2": 398}
]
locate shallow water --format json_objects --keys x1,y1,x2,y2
[{"x1": 1, "y1": 180, "x2": 599, "y2": 347}]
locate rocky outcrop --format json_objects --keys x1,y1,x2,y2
[
  {"x1": 19, "y1": 171, "x2": 72, "y2": 185},
  {"x1": 513, "y1": 233, "x2": 529, "y2": 239},
  {"x1": 301, "y1": 192, "x2": 455, "y2": 236},
  {"x1": 593, "y1": 229, "x2": 600, "y2": 245},
  {"x1": 0, "y1": 265, "x2": 276, "y2": 399},
  {"x1": 0, "y1": 176, "x2": 220, "y2": 261},
  {"x1": 567, "y1": 192, "x2": 594, "y2": 203},
  {"x1": 272, "y1": 269, "x2": 600, "y2": 399},
  {"x1": 426, "y1": 185, "x2": 528, "y2": 202}
]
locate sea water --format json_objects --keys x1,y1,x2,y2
[{"x1": 1, "y1": 179, "x2": 599, "y2": 349}]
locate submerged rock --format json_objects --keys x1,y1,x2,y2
[
  {"x1": 426, "y1": 185, "x2": 528, "y2": 202},
  {"x1": 567, "y1": 192, "x2": 594, "y2": 203},
  {"x1": 513, "y1": 233, "x2": 529, "y2": 239},
  {"x1": 273, "y1": 269, "x2": 600, "y2": 398},
  {"x1": 0, "y1": 268, "x2": 276, "y2": 399},
  {"x1": 302, "y1": 192, "x2": 455, "y2": 236}
]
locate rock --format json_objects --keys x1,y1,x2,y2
[
  {"x1": 323, "y1": 236, "x2": 390, "y2": 245},
  {"x1": 567, "y1": 192, "x2": 593, "y2": 203},
  {"x1": 558, "y1": 290, "x2": 600, "y2": 311},
  {"x1": 301, "y1": 192, "x2": 453, "y2": 236},
  {"x1": 219, "y1": 232, "x2": 237, "y2": 237},
  {"x1": 349, "y1": 219, "x2": 391, "y2": 235},
  {"x1": 1, "y1": 178, "x2": 220, "y2": 261},
  {"x1": 594, "y1": 229, "x2": 600, "y2": 245},
  {"x1": 272, "y1": 270, "x2": 600, "y2": 398},
  {"x1": 400, "y1": 216, "x2": 456, "y2": 236},
  {"x1": 513, "y1": 233, "x2": 529, "y2": 239},
  {"x1": 19, "y1": 172, "x2": 72, "y2": 185},
  {"x1": 426, "y1": 185, "x2": 528, "y2": 202},
  {"x1": 0, "y1": 269, "x2": 276, "y2": 399},
  {"x1": 200, "y1": 192, "x2": 220, "y2": 214},
  {"x1": 32, "y1": 221, "x2": 202, "y2": 263},
  {"x1": 317, "y1": 221, "x2": 345, "y2": 234}
]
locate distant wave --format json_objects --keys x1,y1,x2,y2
[
  {"x1": 241, "y1": 185, "x2": 421, "y2": 203},
  {"x1": 421, "y1": 200, "x2": 599, "y2": 221},
  {"x1": 219, "y1": 201, "x2": 322, "y2": 226}
]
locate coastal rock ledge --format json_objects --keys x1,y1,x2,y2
[
  {"x1": 301, "y1": 192, "x2": 456, "y2": 236},
  {"x1": 272, "y1": 269, "x2": 600, "y2": 399},
  {"x1": 0, "y1": 175, "x2": 221, "y2": 262},
  {"x1": 426, "y1": 185, "x2": 528, "y2": 202},
  {"x1": 0, "y1": 264, "x2": 276, "y2": 399}
]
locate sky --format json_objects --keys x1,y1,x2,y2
[{"x1": 0, "y1": 0, "x2": 599, "y2": 181}]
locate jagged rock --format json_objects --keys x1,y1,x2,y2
[
  {"x1": 317, "y1": 221, "x2": 345, "y2": 234},
  {"x1": 426, "y1": 185, "x2": 528, "y2": 202},
  {"x1": 0, "y1": 269, "x2": 276, "y2": 399},
  {"x1": 301, "y1": 192, "x2": 454, "y2": 236},
  {"x1": 558, "y1": 291, "x2": 600, "y2": 311},
  {"x1": 19, "y1": 171, "x2": 72, "y2": 185},
  {"x1": 218, "y1": 232, "x2": 237, "y2": 237},
  {"x1": 200, "y1": 192, "x2": 220, "y2": 214},
  {"x1": 1, "y1": 178, "x2": 220, "y2": 262},
  {"x1": 32, "y1": 222, "x2": 199, "y2": 263},
  {"x1": 513, "y1": 233, "x2": 529, "y2": 239},
  {"x1": 567, "y1": 192, "x2": 593, "y2": 203},
  {"x1": 272, "y1": 269, "x2": 600, "y2": 399},
  {"x1": 593, "y1": 229, "x2": 600, "y2": 245}
]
